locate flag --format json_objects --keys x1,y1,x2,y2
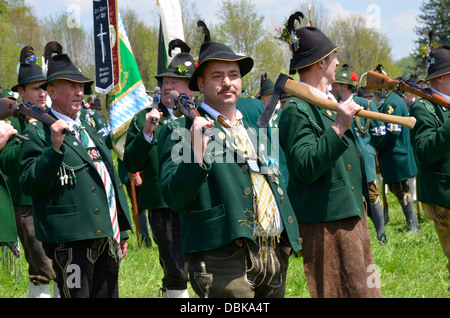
[
  {"x1": 100, "y1": 0, "x2": 151, "y2": 160},
  {"x1": 157, "y1": 0, "x2": 185, "y2": 82},
  {"x1": 93, "y1": 0, "x2": 118, "y2": 94}
]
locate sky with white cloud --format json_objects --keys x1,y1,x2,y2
[{"x1": 25, "y1": 0, "x2": 423, "y2": 60}]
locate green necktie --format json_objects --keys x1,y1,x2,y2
[{"x1": 78, "y1": 126, "x2": 90, "y2": 147}]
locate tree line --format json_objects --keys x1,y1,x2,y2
[{"x1": 1, "y1": 0, "x2": 448, "y2": 102}]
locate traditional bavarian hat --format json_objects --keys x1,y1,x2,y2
[
  {"x1": 155, "y1": 39, "x2": 196, "y2": 82},
  {"x1": 425, "y1": 45, "x2": 450, "y2": 82},
  {"x1": 11, "y1": 46, "x2": 46, "y2": 92},
  {"x1": 39, "y1": 41, "x2": 93, "y2": 93},
  {"x1": 189, "y1": 21, "x2": 254, "y2": 91},
  {"x1": 285, "y1": 12, "x2": 338, "y2": 74},
  {"x1": 334, "y1": 64, "x2": 358, "y2": 90},
  {"x1": 259, "y1": 73, "x2": 274, "y2": 98},
  {"x1": 1, "y1": 88, "x2": 16, "y2": 100}
]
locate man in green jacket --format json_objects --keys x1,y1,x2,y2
[
  {"x1": 19, "y1": 43, "x2": 132, "y2": 298},
  {"x1": 409, "y1": 45, "x2": 450, "y2": 291},
  {"x1": 0, "y1": 121, "x2": 19, "y2": 260},
  {"x1": 371, "y1": 72, "x2": 419, "y2": 233},
  {"x1": 123, "y1": 39, "x2": 194, "y2": 298},
  {"x1": 0, "y1": 46, "x2": 57, "y2": 297},
  {"x1": 278, "y1": 17, "x2": 382, "y2": 298},
  {"x1": 158, "y1": 23, "x2": 302, "y2": 298},
  {"x1": 332, "y1": 64, "x2": 387, "y2": 243}
]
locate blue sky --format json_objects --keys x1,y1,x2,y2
[{"x1": 25, "y1": 0, "x2": 423, "y2": 60}]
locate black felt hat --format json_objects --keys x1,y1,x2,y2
[
  {"x1": 12, "y1": 46, "x2": 46, "y2": 92},
  {"x1": 188, "y1": 21, "x2": 254, "y2": 91},
  {"x1": 284, "y1": 12, "x2": 337, "y2": 74},
  {"x1": 155, "y1": 39, "x2": 196, "y2": 82},
  {"x1": 425, "y1": 45, "x2": 450, "y2": 82},
  {"x1": 40, "y1": 41, "x2": 93, "y2": 93}
]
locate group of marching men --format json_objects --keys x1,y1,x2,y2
[{"x1": 1, "y1": 12, "x2": 450, "y2": 298}]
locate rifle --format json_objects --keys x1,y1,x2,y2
[
  {"x1": 0, "y1": 98, "x2": 75, "y2": 136},
  {"x1": 170, "y1": 91, "x2": 212, "y2": 136},
  {"x1": 366, "y1": 71, "x2": 450, "y2": 109}
]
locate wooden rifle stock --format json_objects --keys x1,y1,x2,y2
[
  {"x1": 282, "y1": 78, "x2": 417, "y2": 129},
  {"x1": 366, "y1": 71, "x2": 450, "y2": 109},
  {"x1": 0, "y1": 98, "x2": 74, "y2": 135}
]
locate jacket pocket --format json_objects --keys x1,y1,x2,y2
[{"x1": 46, "y1": 204, "x2": 78, "y2": 215}]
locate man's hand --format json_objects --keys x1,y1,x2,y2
[
  {"x1": 50, "y1": 119, "x2": 70, "y2": 152},
  {"x1": 0, "y1": 121, "x2": 18, "y2": 150},
  {"x1": 143, "y1": 108, "x2": 163, "y2": 138},
  {"x1": 191, "y1": 116, "x2": 214, "y2": 166},
  {"x1": 332, "y1": 100, "x2": 363, "y2": 138},
  {"x1": 120, "y1": 239, "x2": 128, "y2": 259}
]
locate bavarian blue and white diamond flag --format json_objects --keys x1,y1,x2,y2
[{"x1": 106, "y1": 5, "x2": 151, "y2": 160}]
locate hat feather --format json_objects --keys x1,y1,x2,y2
[
  {"x1": 197, "y1": 20, "x2": 211, "y2": 42},
  {"x1": 43, "y1": 41, "x2": 63, "y2": 61},
  {"x1": 260, "y1": 72, "x2": 267, "y2": 85},
  {"x1": 287, "y1": 11, "x2": 304, "y2": 52},
  {"x1": 168, "y1": 39, "x2": 191, "y2": 57},
  {"x1": 19, "y1": 46, "x2": 36, "y2": 64},
  {"x1": 42, "y1": 41, "x2": 63, "y2": 78}
]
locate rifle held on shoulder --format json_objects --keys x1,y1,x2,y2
[
  {"x1": 0, "y1": 98, "x2": 75, "y2": 136},
  {"x1": 366, "y1": 71, "x2": 450, "y2": 109},
  {"x1": 170, "y1": 91, "x2": 212, "y2": 136}
]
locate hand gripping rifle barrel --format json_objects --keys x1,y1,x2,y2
[
  {"x1": 0, "y1": 98, "x2": 75, "y2": 136},
  {"x1": 170, "y1": 91, "x2": 212, "y2": 137}
]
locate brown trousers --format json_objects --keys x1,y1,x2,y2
[
  {"x1": 14, "y1": 205, "x2": 56, "y2": 284},
  {"x1": 299, "y1": 216, "x2": 383, "y2": 298},
  {"x1": 422, "y1": 203, "x2": 450, "y2": 279}
]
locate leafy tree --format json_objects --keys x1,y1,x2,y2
[
  {"x1": 0, "y1": 1, "x2": 17, "y2": 89},
  {"x1": 413, "y1": 0, "x2": 450, "y2": 72},
  {"x1": 180, "y1": 0, "x2": 203, "y2": 59},
  {"x1": 39, "y1": 12, "x2": 94, "y2": 81},
  {"x1": 121, "y1": 8, "x2": 159, "y2": 91},
  {"x1": 328, "y1": 14, "x2": 402, "y2": 80}
]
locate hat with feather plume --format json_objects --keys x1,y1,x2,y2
[
  {"x1": 283, "y1": 11, "x2": 338, "y2": 74},
  {"x1": 11, "y1": 46, "x2": 46, "y2": 92},
  {"x1": 155, "y1": 39, "x2": 196, "y2": 82},
  {"x1": 188, "y1": 21, "x2": 254, "y2": 91},
  {"x1": 39, "y1": 41, "x2": 93, "y2": 93}
]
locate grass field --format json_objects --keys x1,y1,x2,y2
[{"x1": 1, "y1": 192, "x2": 449, "y2": 298}]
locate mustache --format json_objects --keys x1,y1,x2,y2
[{"x1": 218, "y1": 87, "x2": 235, "y2": 94}]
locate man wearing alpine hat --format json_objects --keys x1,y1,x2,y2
[
  {"x1": 331, "y1": 64, "x2": 387, "y2": 244},
  {"x1": 0, "y1": 46, "x2": 57, "y2": 297},
  {"x1": 278, "y1": 13, "x2": 383, "y2": 298},
  {"x1": 124, "y1": 39, "x2": 195, "y2": 298},
  {"x1": 19, "y1": 41, "x2": 132, "y2": 298},
  {"x1": 409, "y1": 45, "x2": 450, "y2": 291},
  {"x1": 157, "y1": 21, "x2": 302, "y2": 298}
]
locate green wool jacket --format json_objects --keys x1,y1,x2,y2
[
  {"x1": 0, "y1": 116, "x2": 33, "y2": 205},
  {"x1": 0, "y1": 169, "x2": 18, "y2": 243},
  {"x1": 279, "y1": 96, "x2": 370, "y2": 224},
  {"x1": 123, "y1": 103, "x2": 171, "y2": 210},
  {"x1": 373, "y1": 92, "x2": 417, "y2": 184},
  {"x1": 409, "y1": 98, "x2": 450, "y2": 206},
  {"x1": 351, "y1": 96, "x2": 385, "y2": 183},
  {"x1": 157, "y1": 107, "x2": 302, "y2": 255},
  {"x1": 18, "y1": 111, "x2": 132, "y2": 243}
]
